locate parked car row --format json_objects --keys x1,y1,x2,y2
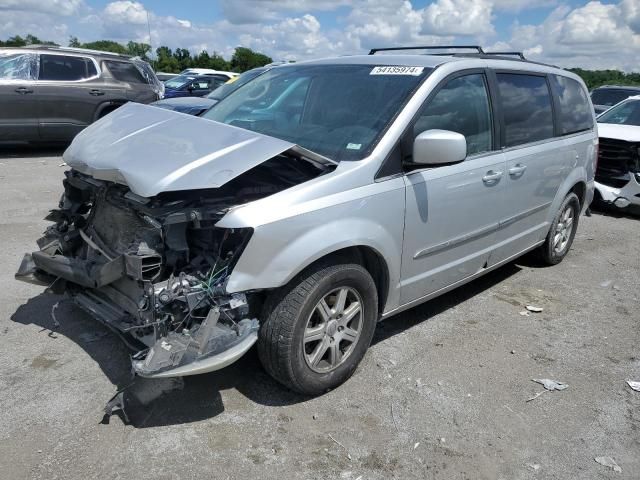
[{"x1": 17, "y1": 46, "x2": 599, "y2": 396}]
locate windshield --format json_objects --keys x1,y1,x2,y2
[
  {"x1": 207, "y1": 69, "x2": 265, "y2": 100},
  {"x1": 591, "y1": 89, "x2": 637, "y2": 107},
  {"x1": 598, "y1": 99, "x2": 640, "y2": 126},
  {"x1": 165, "y1": 75, "x2": 194, "y2": 89},
  {"x1": 203, "y1": 64, "x2": 429, "y2": 160}
]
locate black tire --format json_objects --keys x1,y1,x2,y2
[
  {"x1": 539, "y1": 192, "x2": 581, "y2": 265},
  {"x1": 257, "y1": 261, "x2": 378, "y2": 396}
]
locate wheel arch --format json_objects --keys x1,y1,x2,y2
[{"x1": 93, "y1": 101, "x2": 127, "y2": 122}]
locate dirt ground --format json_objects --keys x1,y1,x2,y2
[{"x1": 0, "y1": 148, "x2": 638, "y2": 480}]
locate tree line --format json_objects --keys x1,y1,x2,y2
[
  {"x1": 2, "y1": 34, "x2": 639, "y2": 85},
  {"x1": 1, "y1": 34, "x2": 273, "y2": 73}
]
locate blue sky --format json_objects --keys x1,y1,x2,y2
[{"x1": 1, "y1": 1, "x2": 639, "y2": 70}]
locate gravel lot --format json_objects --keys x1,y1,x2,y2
[{"x1": 0, "y1": 148, "x2": 638, "y2": 480}]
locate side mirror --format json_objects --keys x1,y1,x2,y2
[{"x1": 412, "y1": 129, "x2": 467, "y2": 166}]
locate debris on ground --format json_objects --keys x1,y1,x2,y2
[
  {"x1": 414, "y1": 442, "x2": 420, "y2": 450},
  {"x1": 594, "y1": 456, "x2": 622, "y2": 473},
  {"x1": 102, "y1": 391, "x2": 129, "y2": 424},
  {"x1": 526, "y1": 463, "x2": 541, "y2": 471},
  {"x1": 328, "y1": 434, "x2": 351, "y2": 460},
  {"x1": 526, "y1": 391, "x2": 547, "y2": 402},
  {"x1": 525, "y1": 305, "x2": 544, "y2": 313},
  {"x1": 50, "y1": 301, "x2": 60, "y2": 328},
  {"x1": 519, "y1": 311, "x2": 531, "y2": 316},
  {"x1": 626, "y1": 380, "x2": 640, "y2": 392},
  {"x1": 600, "y1": 280, "x2": 613, "y2": 288},
  {"x1": 78, "y1": 331, "x2": 109, "y2": 343},
  {"x1": 532, "y1": 378, "x2": 568, "y2": 391}
]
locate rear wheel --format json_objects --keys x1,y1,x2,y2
[
  {"x1": 257, "y1": 261, "x2": 378, "y2": 395},
  {"x1": 539, "y1": 192, "x2": 580, "y2": 265}
]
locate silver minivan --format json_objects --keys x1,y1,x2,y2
[{"x1": 17, "y1": 47, "x2": 596, "y2": 395}]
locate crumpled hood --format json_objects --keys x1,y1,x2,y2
[
  {"x1": 598, "y1": 123, "x2": 640, "y2": 143},
  {"x1": 64, "y1": 102, "x2": 296, "y2": 198}
]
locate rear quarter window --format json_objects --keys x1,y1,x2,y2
[
  {"x1": 39, "y1": 54, "x2": 96, "y2": 81},
  {"x1": 496, "y1": 73, "x2": 554, "y2": 148},
  {"x1": 552, "y1": 75, "x2": 593, "y2": 135},
  {"x1": 105, "y1": 61, "x2": 146, "y2": 83}
]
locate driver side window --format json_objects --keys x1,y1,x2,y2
[{"x1": 414, "y1": 73, "x2": 493, "y2": 156}]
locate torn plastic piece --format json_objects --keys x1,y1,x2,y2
[
  {"x1": 102, "y1": 391, "x2": 129, "y2": 425},
  {"x1": 133, "y1": 317, "x2": 259, "y2": 378},
  {"x1": 532, "y1": 378, "x2": 568, "y2": 391},
  {"x1": 594, "y1": 456, "x2": 622, "y2": 473},
  {"x1": 626, "y1": 380, "x2": 640, "y2": 392},
  {"x1": 525, "y1": 305, "x2": 543, "y2": 313}
]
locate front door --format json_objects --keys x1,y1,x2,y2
[
  {"x1": 400, "y1": 72, "x2": 507, "y2": 305},
  {"x1": 0, "y1": 51, "x2": 39, "y2": 141}
]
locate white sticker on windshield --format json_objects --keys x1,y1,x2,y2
[
  {"x1": 370, "y1": 66, "x2": 424, "y2": 76},
  {"x1": 346, "y1": 143, "x2": 362, "y2": 150}
]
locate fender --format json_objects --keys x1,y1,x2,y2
[{"x1": 222, "y1": 184, "x2": 406, "y2": 313}]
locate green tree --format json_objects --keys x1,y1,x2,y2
[
  {"x1": 230, "y1": 47, "x2": 272, "y2": 72},
  {"x1": 126, "y1": 41, "x2": 151, "y2": 60},
  {"x1": 78, "y1": 40, "x2": 128, "y2": 55}
]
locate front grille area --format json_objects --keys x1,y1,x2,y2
[
  {"x1": 597, "y1": 138, "x2": 639, "y2": 188},
  {"x1": 88, "y1": 196, "x2": 162, "y2": 258}
]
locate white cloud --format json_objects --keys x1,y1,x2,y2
[
  {"x1": 0, "y1": 0, "x2": 84, "y2": 16},
  {"x1": 104, "y1": 1, "x2": 147, "y2": 25},
  {"x1": 423, "y1": 0, "x2": 495, "y2": 36},
  {"x1": 0, "y1": 0, "x2": 638, "y2": 72},
  {"x1": 507, "y1": 2, "x2": 640, "y2": 71}
]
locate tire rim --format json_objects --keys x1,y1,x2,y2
[
  {"x1": 303, "y1": 287, "x2": 363, "y2": 373},
  {"x1": 553, "y1": 204, "x2": 574, "y2": 254}
]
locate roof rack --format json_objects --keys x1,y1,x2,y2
[
  {"x1": 482, "y1": 51, "x2": 526, "y2": 60},
  {"x1": 369, "y1": 45, "x2": 484, "y2": 55},
  {"x1": 366, "y1": 46, "x2": 560, "y2": 68},
  {"x1": 22, "y1": 45, "x2": 132, "y2": 58}
]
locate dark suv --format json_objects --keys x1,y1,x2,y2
[{"x1": 0, "y1": 46, "x2": 163, "y2": 143}]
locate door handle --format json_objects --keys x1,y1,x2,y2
[
  {"x1": 89, "y1": 89, "x2": 105, "y2": 96},
  {"x1": 14, "y1": 87, "x2": 33, "y2": 94},
  {"x1": 482, "y1": 170, "x2": 503, "y2": 184},
  {"x1": 508, "y1": 164, "x2": 527, "y2": 177}
]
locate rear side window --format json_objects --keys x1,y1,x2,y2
[
  {"x1": 105, "y1": 61, "x2": 146, "y2": 83},
  {"x1": 497, "y1": 73, "x2": 554, "y2": 147},
  {"x1": 414, "y1": 73, "x2": 493, "y2": 156},
  {"x1": 39, "y1": 54, "x2": 96, "y2": 81},
  {"x1": 552, "y1": 75, "x2": 593, "y2": 135}
]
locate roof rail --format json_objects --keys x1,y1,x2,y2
[
  {"x1": 483, "y1": 51, "x2": 526, "y2": 60},
  {"x1": 23, "y1": 45, "x2": 132, "y2": 58},
  {"x1": 369, "y1": 45, "x2": 484, "y2": 55}
]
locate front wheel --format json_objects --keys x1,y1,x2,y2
[
  {"x1": 257, "y1": 261, "x2": 378, "y2": 395},
  {"x1": 539, "y1": 192, "x2": 581, "y2": 265}
]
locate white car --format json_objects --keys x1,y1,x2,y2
[
  {"x1": 179, "y1": 68, "x2": 238, "y2": 80},
  {"x1": 595, "y1": 95, "x2": 640, "y2": 210}
]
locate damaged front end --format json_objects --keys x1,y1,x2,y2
[
  {"x1": 17, "y1": 151, "x2": 327, "y2": 377},
  {"x1": 595, "y1": 137, "x2": 640, "y2": 209}
]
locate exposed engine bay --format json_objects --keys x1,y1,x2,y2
[{"x1": 16, "y1": 152, "x2": 330, "y2": 377}]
